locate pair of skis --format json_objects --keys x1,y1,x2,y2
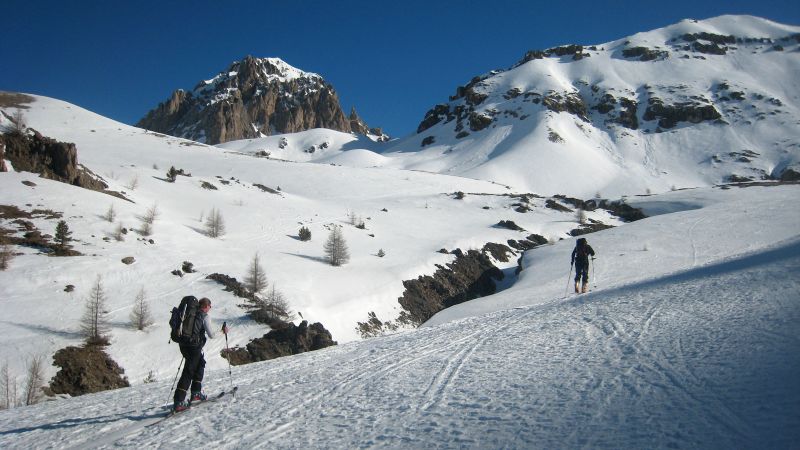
[{"x1": 149, "y1": 386, "x2": 237, "y2": 427}]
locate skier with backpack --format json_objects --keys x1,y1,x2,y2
[
  {"x1": 571, "y1": 237, "x2": 596, "y2": 293},
  {"x1": 169, "y1": 296, "x2": 229, "y2": 413}
]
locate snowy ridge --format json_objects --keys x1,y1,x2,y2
[{"x1": 367, "y1": 15, "x2": 800, "y2": 198}]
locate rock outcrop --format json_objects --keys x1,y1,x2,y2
[
  {"x1": 0, "y1": 130, "x2": 124, "y2": 199},
  {"x1": 397, "y1": 249, "x2": 504, "y2": 325},
  {"x1": 138, "y1": 56, "x2": 381, "y2": 144},
  {"x1": 223, "y1": 320, "x2": 337, "y2": 365}
]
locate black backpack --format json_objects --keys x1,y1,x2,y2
[{"x1": 169, "y1": 296, "x2": 201, "y2": 345}]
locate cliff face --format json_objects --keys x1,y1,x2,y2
[{"x1": 137, "y1": 56, "x2": 353, "y2": 144}]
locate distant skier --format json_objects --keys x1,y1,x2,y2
[
  {"x1": 173, "y1": 297, "x2": 228, "y2": 412},
  {"x1": 571, "y1": 238, "x2": 595, "y2": 293}
]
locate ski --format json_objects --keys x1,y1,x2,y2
[{"x1": 148, "y1": 387, "x2": 237, "y2": 427}]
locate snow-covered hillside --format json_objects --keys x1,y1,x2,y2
[
  {"x1": 0, "y1": 182, "x2": 797, "y2": 448},
  {"x1": 1, "y1": 94, "x2": 626, "y2": 387},
  {"x1": 241, "y1": 15, "x2": 799, "y2": 198}
]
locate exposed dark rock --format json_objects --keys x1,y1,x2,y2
[
  {"x1": 206, "y1": 273, "x2": 256, "y2": 301},
  {"x1": 569, "y1": 221, "x2": 615, "y2": 236},
  {"x1": 622, "y1": 46, "x2": 669, "y2": 61},
  {"x1": 49, "y1": 345, "x2": 130, "y2": 396},
  {"x1": 542, "y1": 92, "x2": 589, "y2": 121},
  {"x1": 595, "y1": 199, "x2": 646, "y2": 222},
  {"x1": 508, "y1": 233, "x2": 549, "y2": 251},
  {"x1": 468, "y1": 112, "x2": 493, "y2": 131},
  {"x1": 121, "y1": 256, "x2": 135, "y2": 265},
  {"x1": 545, "y1": 199, "x2": 573, "y2": 212},
  {"x1": 515, "y1": 45, "x2": 586, "y2": 66},
  {"x1": 64, "y1": 285, "x2": 75, "y2": 292},
  {"x1": 397, "y1": 249, "x2": 503, "y2": 325},
  {"x1": 421, "y1": 136, "x2": 436, "y2": 147},
  {"x1": 779, "y1": 167, "x2": 800, "y2": 181},
  {"x1": 496, "y1": 220, "x2": 525, "y2": 231},
  {"x1": 137, "y1": 56, "x2": 355, "y2": 144},
  {"x1": 482, "y1": 242, "x2": 515, "y2": 262},
  {"x1": 681, "y1": 32, "x2": 736, "y2": 45},
  {"x1": 617, "y1": 98, "x2": 639, "y2": 129},
  {"x1": 224, "y1": 320, "x2": 337, "y2": 365},
  {"x1": 253, "y1": 183, "x2": 280, "y2": 195},
  {"x1": 417, "y1": 104, "x2": 451, "y2": 133},
  {"x1": 0, "y1": 131, "x2": 126, "y2": 200},
  {"x1": 692, "y1": 41, "x2": 728, "y2": 55},
  {"x1": 643, "y1": 98, "x2": 722, "y2": 129}
]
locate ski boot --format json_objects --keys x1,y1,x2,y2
[
  {"x1": 173, "y1": 400, "x2": 190, "y2": 413},
  {"x1": 190, "y1": 391, "x2": 208, "y2": 404}
]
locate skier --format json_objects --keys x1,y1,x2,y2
[
  {"x1": 173, "y1": 297, "x2": 229, "y2": 412},
  {"x1": 571, "y1": 237, "x2": 595, "y2": 293}
]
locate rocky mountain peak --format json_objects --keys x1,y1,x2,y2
[{"x1": 138, "y1": 56, "x2": 368, "y2": 144}]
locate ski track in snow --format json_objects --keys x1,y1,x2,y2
[{"x1": 1, "y1": 239, "x2": 799, "y2": 448}]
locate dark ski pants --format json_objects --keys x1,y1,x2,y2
[
  {"x1": 574, "y1": 263, "x2": 589, "y2": 284},
  {"x1": 174, "y1": 344, "x2": 205, "y2": 404}
]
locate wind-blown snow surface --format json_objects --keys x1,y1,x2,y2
[{"x1": 0, "y1": 183, "x2": 798, "y2": 449}]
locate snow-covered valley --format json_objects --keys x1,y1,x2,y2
[{"x1": 1, "y1": 13, "x2": 799, "y2": 449}]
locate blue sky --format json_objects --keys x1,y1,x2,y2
[{"x1": 2, "y1": 0, "x2": 798, "y2": 137}]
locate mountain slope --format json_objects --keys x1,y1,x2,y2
[
  {"x1": 2, "y1": 93, "x2": 623, "y2": 385},
  {"x1": 0, "y1": 183, "x2": 797, "y2": 449},
  {"x1": 375, "y1": 15, "x2": 800, "y2": 197}
]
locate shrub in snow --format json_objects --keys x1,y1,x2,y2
[
  {"x1": 182, "y1": 261, "x2": 195, "y2": 273},
  {"x1": 166, "y1": 166, "x2": 178, "y2": 182},
  {"x1": 103, "y1": 204, "x2": 116, "y2": 222},
  {"x1": 299, "y1": 226, "x2": 311, "y2": 241}
]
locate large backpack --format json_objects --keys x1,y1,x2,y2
[{"x1": 169, "y1": 296, "x2": 202, "y2": 345}]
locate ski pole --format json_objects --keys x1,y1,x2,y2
[
  {"x1": 565, "y1": 263, "x2": 573, "y2": 297},
  {"x1": 166, "y1": 357, "x2": 183, "y2": 406},
  {"x1": 591, "y1": 257, "x2": 596, "y2": 288},
  {"x1": 223, "y1": 321, "x2": 234, "y2": 395}
]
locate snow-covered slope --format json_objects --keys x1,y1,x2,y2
[
  {"x1": 219, "y1": 16, "x2": 800, "y2": 198},
  {"x1": 0, "y1": 182, "x2": 797, "y2": 448},
  {"x1": 263, "y1": 15, "x2": 797, "y2": 198},
  {"x1": 1, "y1": 94, "x2": 624, "y2": 386}
]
